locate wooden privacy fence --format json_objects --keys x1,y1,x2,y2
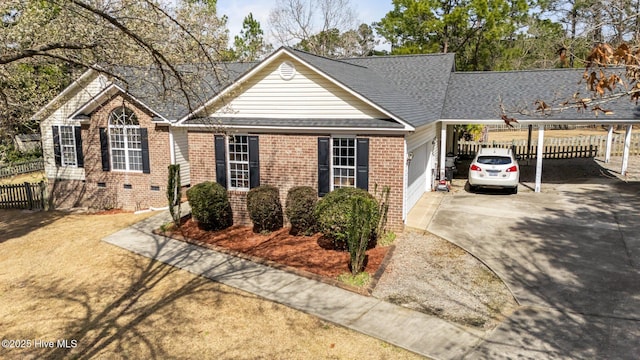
[
  {"x1": 0, "y1": 181, "x2": 46, "y2": 210},
  {"x1": 0, "y1": 158, "x2": 44, "y2": 178},
  {"x1": 458, "y1": 133, "x2": 640, "y2": 159}
]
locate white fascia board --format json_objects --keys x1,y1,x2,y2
[
  {"x1": 440, "y1": 118, "x2": 640, "y2": 125},
  {"x1": 68, "y1": 83, "x2": 170, "y2": 124},
  {"x1": 177, "y1": 47, "x2": 415, "y2": 132},
  {"x1": 32, "y1": 68, "x2": 99, "y2": 120},
  {"x1": 173, "y1": 122, "x2": 409, "y2": 135}
]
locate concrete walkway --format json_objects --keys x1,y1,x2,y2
[{"x1": 103, "y1": 211, "x2": 484, "y2": 359}]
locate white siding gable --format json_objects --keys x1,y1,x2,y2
[
  {"x1": 40, "y1": 74, "x2": 108, "y2": 180},
  {"x1": 207, "y1": 55, "x2": 388, "y2": 120}
]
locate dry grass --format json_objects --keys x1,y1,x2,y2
[
  {"x1": 487, "y1": 127, "x2": 612, "y2": 142},
  {"x1": 0, "y1": 209, "x2": 422, "y2": 360},
  {"x1": 0, "y1": 171, "x2": 45, "y2": 185}
]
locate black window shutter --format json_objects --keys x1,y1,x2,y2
[
  {"x1": 248, "y1": 136, "x2": 260, "y2": 188},
  {"x1": 99, "y1": 127, "x2": 110, "y2": 171},
  {"x1": 356, "y1": 138, "x2": 369, "y2": 191},
  {"x1": 318, "y1": 137, "x2": 330, "y2": 197},
  {"x1": 74, "y1": 126, "x2": 84, "y2": 168},
  {"x1": 140, "y1": 128, "x2": 150, "y2": 174},
  {"x1": 52, "y1": 126, "x2": 61, "y2": 167},
  {"x1": 214, "y1": 135, "x2": 227, "y2": 188}
]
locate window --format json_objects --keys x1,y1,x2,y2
[
  {"x1": 317, "y1": 137, "x2": 368, "y2": 197},
  {"x1": 228, "y1": 135, "x2": 250, "y2": 189},
  {"x1": 52, "y1": 125, "x2": 83, "y2": 168},
  {"x1": 59, "y1": 126, "x2": 77, "y2": 166},
  {"x1": 332, "y1": 137, "x2": 356, "y2": 189},
  {"x1": 108, "y1": 107, "x2": 142, "y2": 171},
  {"x1": 214, "y1": 135, "x2": 259, "y2": 190}
]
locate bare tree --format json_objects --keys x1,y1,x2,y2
[{"x1": 268, "y1": 0, "x2": 357, "y2": 56}]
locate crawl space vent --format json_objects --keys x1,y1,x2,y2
[{"x1": 279, "y1": 61, "x2": 296, "y2": 80}]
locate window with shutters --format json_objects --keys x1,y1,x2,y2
[
  {"x1": 318, "y1": 136, "x2": 367, "y2": 197},
  {"x1": 228, "y1": 135, "x2": 250, "y2": 189},
  {"x1": 216, "y1": 135, "x2": 259, "y2": 190},
  {"x1": 332, "y1": 137, "x2": 356, "y2": 189},
  {"x1": 53, "y1": 125, "x2": 83, "y2": 168},
  {"x1": 109, "y1": 107, "x2": 142, "y2": 171},
  {"x1": 59, "y1": 126, "x2": 77, "y2": 166}
]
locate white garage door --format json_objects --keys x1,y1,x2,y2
[{"x1": 406, "y1": 142, "x2": 429, "y2": 212}]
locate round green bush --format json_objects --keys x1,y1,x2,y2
[
  {"x1": 285, "y1": 186, "x2": 318, "y2": 235},
  {"x1": 186, "y1": 181, "x2": 233, "y2": 231},
  {"x1": 246, "y1": 185, "x2": 283, "y2": 233},
  {"x1": 314, "y1": 187, "x2": 380, "y2": 249}
]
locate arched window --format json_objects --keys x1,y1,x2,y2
[{"x1": 108, "y1": 107, "x2": 142, "y2": 171}]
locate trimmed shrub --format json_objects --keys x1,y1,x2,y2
[
  {"x1": 314, "y1": 187, "x2": 380, "y2": 249},
  {"x1": 285, "y1": 186, "x2": 318, "y2": 235},
  {"x1": 247, "y1": 185, "x2": 283, "y2": 233},
  {"x1": 186, "y1": 181, "x2": 232, "y2": 231}
]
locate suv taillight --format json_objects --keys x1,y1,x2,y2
[
  {"x1": 470, "y1": 164, "x2": 482, "y2": 171},
  {"x1": 506, "y1": 165, "x2": 518, "y2": 172}
]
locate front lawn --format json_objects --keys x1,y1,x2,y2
[{"x1": 0, "y1": 209, "x2": 421, "y2": 359}]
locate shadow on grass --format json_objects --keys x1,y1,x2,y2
[
  {"x1": 0, "y1": 209, "x2": 65, "y2": 243},
  {"x1": 18, "y1": 235, "x2": 272, "y2": 359}
]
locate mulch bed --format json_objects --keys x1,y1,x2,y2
[{"x1": 157, "y1": 216, "x2": 392, "y2": 293}]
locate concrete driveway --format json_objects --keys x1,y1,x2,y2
[{"x1": 427, "y1": 177, "x2": 640, "y2": 359}]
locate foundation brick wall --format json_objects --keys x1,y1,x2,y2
[
  {"x1": 50, "y1": 95, "x2": 170, "y2": 211},
  {"x1": 187, "y1": 132, "x2": 405, "y2": 232}
]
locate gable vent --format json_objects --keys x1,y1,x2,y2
[{"x1": 279, "y1": 61, "x2": 296, "y2": 80}]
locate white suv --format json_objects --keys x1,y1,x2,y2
[{"x1": 468, "y1": 147, "x2": 519, "y2": 194}]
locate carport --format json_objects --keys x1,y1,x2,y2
[
  {"x1": 438, "y1": 120, "x2": 636, "y2": 192},
  {"x1": 439, "y1": 68, "x2": 640, "y2": 191}
]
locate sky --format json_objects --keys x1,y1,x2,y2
[{"x1": 216, "y1": 0, "x2": 394, "y2": 50}]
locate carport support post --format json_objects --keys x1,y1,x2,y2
[
  {"x1": 535, "y1": 125, "x2": 544, "y2": 193},
  {"x1": 440, "y1": 124, "x2": 447, "y2": 180},
  {"x1": 605, "y1": 125, "x2": 614, "y2": 163},
  {"x1": 622, "y1": 125, "x2": 632, "y2": 176}
]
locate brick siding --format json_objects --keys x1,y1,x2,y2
[
  {"x1": 188, "y1": 132, "x2": 405, "y2": 232},
  {"x1": 49, "y1": 95, "x2": 170, "y2": 211}
]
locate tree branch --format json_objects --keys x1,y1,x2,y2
[
  {"x1": 67, "y1": 0, "x2": 194, "y2": 111},
  {"x1": 0, "y1": 43, "x2": 98, "y2": 65}
]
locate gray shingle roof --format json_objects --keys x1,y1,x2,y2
[
  {"x1": 113, "y1": 47, "x2": 455, "y2": 128},
  {"x1": 288, "y1": 49, "x2": 455, "y2": 128},
  {"x1": 344, "y1": 53, "x2": 455, "y2": 127},
  {"x1": 442, "y1": 68, "x2": 640, "y2": 121}
]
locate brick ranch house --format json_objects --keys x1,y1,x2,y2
[{"x1": 34, "y1": 47, "x2": 638, "y2": 231}]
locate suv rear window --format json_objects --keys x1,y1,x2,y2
[{"x1": 477, "y1": 156, "x2": 512, "y2": 165}]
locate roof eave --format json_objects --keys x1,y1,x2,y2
[
  {"x1": 440, "y1": 117, "x2": 640, "y2": 125},
  {"x1": 68, "y1": 83, "x2": 170, "y2": 123},
  {"x1": 174, "y1": 122, "x2": 409, "y2": 134}
]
